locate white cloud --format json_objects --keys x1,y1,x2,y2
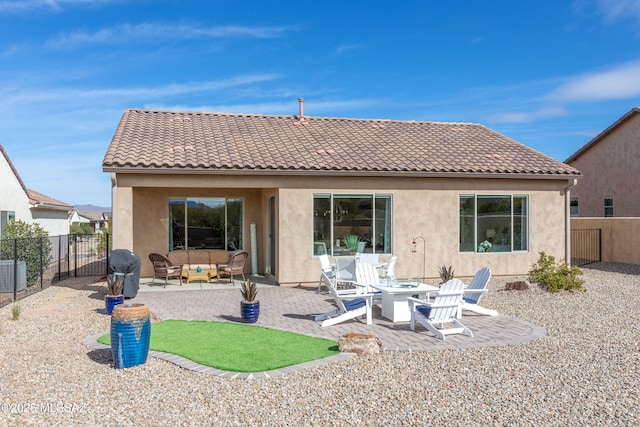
[
  {"x1": 0, "y1": 73, "x2": 281, "y2": 108},
  {"x1": 0, "y1": 0, "x2": 116, "y2": 13},
  {"x1": 47, "y1": 22, "x2": 293, "y2": 48},
  {"x1": 596, "y1": 0, "x2": 640, "y2": 23},
  {"x1": 335, "y1": 44, "x2": 361, "y2": 54},
  {"x1": 488, "y1": 107, "x2": 568, "y2": 124},
  {"x1": 549, "y1": 60, "x2": 640, "y2": 102}
]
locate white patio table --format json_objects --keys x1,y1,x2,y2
[{"x1": 370, "y1": 281, "x2": 439, "y2": 323}]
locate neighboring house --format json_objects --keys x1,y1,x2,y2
[
  {"x1": 74, "y1": 210, "x2": 111, "y2": 232},
  {"x1": 103, "y1": 105, "x2": 582, "y2": 285},
  {"x1": 0, "y1": 144, "x2": 72, "y2": 237},
  {"x1": 565, "y1": 107, "x2": 640, "y2": 217}
]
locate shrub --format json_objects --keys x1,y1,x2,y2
[
  {"x1": 528, "y1": 252, "x2": 585, "y2": 292},
  {"x1": 11, "y1": 301, "x2": 22, "y2": 320},
  {"x1": 70, "y1": 223, "x2": 94, "y2": 235},
  {"x1": 97, "y1": 225, "x2": 112, "y2": 256},
  {"x1": 0, "y1": 220, "x2": 52, "y2": 287},
  {"x1": 438, "y1": 265, "x2": 455, "y2": 282}
]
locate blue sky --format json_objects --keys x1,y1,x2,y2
[{"x1": 1, "y1": 0, "x2": 639, "y2": 207}]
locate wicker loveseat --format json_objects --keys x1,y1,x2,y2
[{"x1": 167, "y1": 249, "x2": 233, "y2": 283}]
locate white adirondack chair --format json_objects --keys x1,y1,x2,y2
[
  {"x1": 408, "y1": 278, "x2": 472, "y2": 340},
  {"x1": 380, "y1": 256, "x2": 397, "y2": 281},
  {"x1": 315, "y1": 271, "x2": 373, "y2": 327},
  {"x1": 316, "y1": 254, "x2": 335, "y2": 293},
  {"x1": 334, "y1": 257, "x2": 357, "y2": 291},
  {"x1": 458, "y1": 267, "x2": 498, "y2": 318},
  {"x1": 355, "y1": 262, "x2": 383, "y2": 305},
  {"x1": 355, "y1": 252, "x2": 380, "y2": 266}
]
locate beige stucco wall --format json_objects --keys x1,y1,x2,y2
[
  {"x1": 112, "y1": 172, "x2": 573, "y2": 284},
  {"x1": 277, "y1": 177, "x2": 570, "y2": 284},
  {"x1": 571, "y1": 217, "x2": 640, "y2": 264},
  {"x1": 0, "y1": 153, "x2": 32, "y2": 230},
  {"x1": 568, "y1": 114, "x2": 640, "y2": 217}
]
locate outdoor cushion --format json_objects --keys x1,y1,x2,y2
[
  {"x1": 343, "y1": 298, "x2": 366, "y2": 311},
  {"x1": 416, "y1": 305, "x2": 432, "y2": 317}
]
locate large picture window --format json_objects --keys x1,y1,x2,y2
[
  {"x1": 169, "y1": 198, "x2": 243, "y2": 251},
  {"x1": 313, "y1": 194, "x2": 392, "y2": 256},
  {"x1": 459, "y1": 195, "x2": 528, "y2": 253}
]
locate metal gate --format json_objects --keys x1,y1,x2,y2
[
  {"x1": 571, "y1": 229, "x2": 601, "y2": 266},
  {"x1": 69, "y1": 234, "x2": 111, "y2": 277}
]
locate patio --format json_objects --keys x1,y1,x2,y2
[{"x1": 127, "y1": 276, "x2": 546, "y2": 352}]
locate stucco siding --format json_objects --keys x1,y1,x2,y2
[
  {"x1": 568, "y1": 114, "x2": 640, "y2": 217},
  {"x1": 572, "y1": 217, "x2": 640, "y2": 264},
  {"x1": 113, "y1": 173, "x2": 571, "y2": 283},
  {"x1": 0, "y1": 152, "x2": 32, "y2": 226}
]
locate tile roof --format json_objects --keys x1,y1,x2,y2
[
  {"x1": 1, "y1": 144, "x2": 71, "y2": 209},
  {"x1": 103, "y1": 109, "x2": 581, "y2": 178},
  {"x1": 27, "y1": 189, "x2": 72, "y2": 210}
]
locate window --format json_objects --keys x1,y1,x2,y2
[
  {"x1": 459, "y1": 195, "x2": 528, "y2": 253},
  {"x1": 313, "y1": 194, "x2": 392, "y2": 255},
  {"x1": 570, "y1": 197, "x2": 579, "y2": 217},
  {"x1": 0, "y1": 211, "x2": 15, "y2": 236},
  {"x1": 604, "y1": 195, "x2": 613, "y2": 217},
  {"x1": 169, "y1": 198, "x2": 243, "y2": 251}
]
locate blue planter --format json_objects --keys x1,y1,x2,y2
[
  {"x1": 241, "y1": 301, "x2": 260, "y2": 323},
  {"x1": 105, "y1": 295, "x2": 124, "y2": 315},
  {"x1": 111, "y1": 304, "x2": 151, "y2": 369}
]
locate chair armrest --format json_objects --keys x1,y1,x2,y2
[
  {"x1": 407, "y1": 296, "x2": 430, "y2": 304},
  {"x1": 463, "y1": 288, "x2": 487, "y2": 294}
]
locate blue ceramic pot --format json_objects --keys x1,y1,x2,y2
[
  {"x1": 105, "y1": 294, "x2": 124, "y2": 315},
  {"x1": 111, "y1": 304, "x2": 151, "y2": 369},
  {"x1": 241, "y1": 301, "x2": 260, "y2": 323}
]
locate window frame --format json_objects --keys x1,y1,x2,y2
[
  {"x1": 604, "y1": 195, "x2": 614, "y2": 217},
  {"x1": 168, "y1": 197, "x2": 244, "y2": 251},
  {"x1": 570, "y1": 197, "x2": 579, "y2": 217},
  {"x1": 459, "y1": 194, "x2": 529, "y2": 253},
  {"x1": 312, "y1": 193, "x2": 393, "y2": 256}
]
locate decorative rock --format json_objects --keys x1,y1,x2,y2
[
  {"x1": 505, "y1": 280, "x2": 529, "y2": 290},
  {"x1": 149, "y1": 311, "x2": 162, "y2": 323},
  {"x1": 338, "y1": 333, "x2": 382, "y2": 355}
]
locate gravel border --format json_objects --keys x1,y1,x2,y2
[{"x1": 0, "y1": 263, "x2": 638, "y2": 426}]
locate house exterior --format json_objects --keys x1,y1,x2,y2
[
  {"x1": 73, "y1": 210, "x2": 111, "y2": 233},
  {"x1": 0, "y1": 144, "x2": 72, "y2": 237},
  {"x1": 103, "y1": 105, "x2": 582, "y2": 285},
  {"x1": 565, "y1": 107, "x2": 640, "y2": 217}
]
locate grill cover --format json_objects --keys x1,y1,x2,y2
[{"x1": 108, "y1": 249, "x2": 141, "y2": 298}]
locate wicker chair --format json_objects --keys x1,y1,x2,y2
[
  {"x1": 216, "y1": 251, "x2": 249, "y2": 284},
  {"x1": 148, "y1": 253, "x2": 183, "y2": 287}
]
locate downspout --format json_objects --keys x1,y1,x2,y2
[
  {"x1": 564, "y1": 179, "x2": 578, "y2": 265},
  {"x1": 110, "y1": 173, "x2": 117, "y2": 248}
]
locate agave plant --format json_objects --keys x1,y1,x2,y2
[
  {"x1": 342, "y1": 235, "x2": 361, "y2": 252},
  {"x1": 438, "y1": 265, "x2": 455, "y2": 283},
  {"x1": 106, "y1": 275, "x2": 124, "y2": 296},
  {"x1": 241, "y1": 280, "x2": 258, "y2": 303}
]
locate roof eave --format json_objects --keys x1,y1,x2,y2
[
  {"x1": 30, "y1": 202, "x2": 72, "y2": 211},
  {"x1": 103, "y1": 166, "x2": 582, "y2": 180}
]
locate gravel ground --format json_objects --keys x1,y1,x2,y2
[{"x1": 0, "y1": 263, "x2": 639, "y2": 426}]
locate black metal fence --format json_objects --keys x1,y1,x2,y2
[
  {"x1": 0, "y1": 234, "x2": 111, "y2": 308},
  {"x1": 571, "y1": 228, "x2": 601, "y2": 266}
]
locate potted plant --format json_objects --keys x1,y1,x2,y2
[
  {"x1": 438, "y1": 265, "x2": 455, "y2": 283},
  {"x1": 342, "y1": 235, "x2": 361, "y2": 254},
  {"x1": 105, "y1": 275, "x2": 124, "y2": 315},
  {"x1": 479, "y1": 240, "x2": 492, "y2": 253},
  {"x1": 240, "y1": 280, "x2": 259, "y2": 323}
]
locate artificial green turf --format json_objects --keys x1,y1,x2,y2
[{"x1": 98, "y1": 319, "x2": 339, "y2": 372}]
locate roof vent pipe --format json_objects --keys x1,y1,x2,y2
[{"x1": 298, "y1": 98, "x2": 304, "y2": 120}]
